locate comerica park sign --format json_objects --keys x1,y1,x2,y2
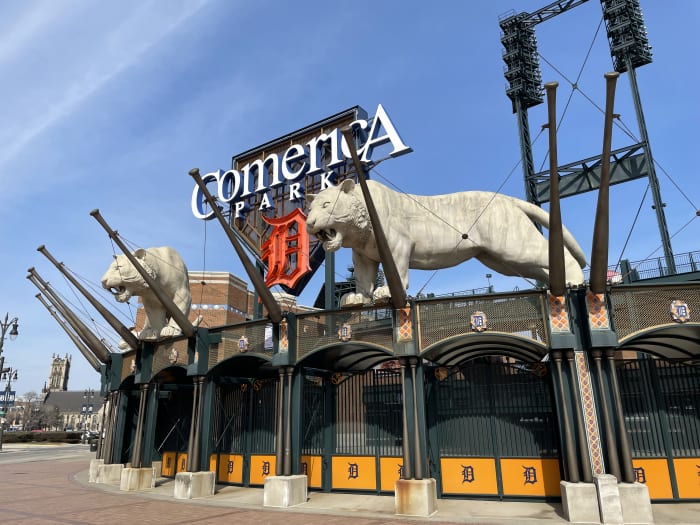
[
  {"x1": 190, "y1": 104, "x2": 411, "y2": 295},
  {"x1": 190, "y1": 104, "x2": 411, "y2": 220}
]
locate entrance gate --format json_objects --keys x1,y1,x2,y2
[
  {"x1": 156, "y1": 386, "x2": 193, "y2": 477},
  {"x1": 618, "y1": 359, "x2": 700, "y2": 500},
  {"x1": 211, "y1": 379, "x2": 279, "y2": 486},
  {"x1": 301, "y1": 367, "x2": 404, "y2": 492},
  {"x1": 425, "y1": 359, "x2": 561, "y2": 499}
]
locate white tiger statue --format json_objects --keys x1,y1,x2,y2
[
  {"x1": 101, "y1": 246, "x2": 191, "y2": 345},
  {"x1": 306, "y1": 179, "x2": 586, "y2": 307}
]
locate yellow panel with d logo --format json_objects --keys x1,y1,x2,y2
[
  {"x1": 440, "y1": 457, "x2": 498, "y2": 495},
  {"x1": 674, "y1": 458, "x2": 700, "y2": 499},
  {"x1": 632, "y1": 458, "x2": 673, "y2": 499},
  {"x1": 161, "y1": 451, "x2": 176, "y2": 477},
  {"x1": 217, "y1": 454, "x2": 244, "y2": 484},
  {"x1": 331, "y1": 456, "x2": 376, "y2": 490},
  {"x1": 301, "y1": 455, "x2": 322, "y2": 488},
  {"x1": 249, "y1": 455, "x2": 276, "y2": 485},
  {"x1": 500, "y1": 458, "x2": 560, "y2": 497}
]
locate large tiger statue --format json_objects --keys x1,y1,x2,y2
[
  {"x1": 101, "y1": 246, "x2": 191, "y2": 345},
  {"x1": 306, "y1": 179, "x2": 586, "y2": 307}
]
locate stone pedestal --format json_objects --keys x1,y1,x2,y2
[
  {"x1": 560, "y1": 481, "x2": 599, "y2": 524},
  {"x1": 263, "y1": 475, "x2": 308, "y2": 507},
  {"x1": 95, "y1": 463, "x2": 124, "y2": 484},
  {"x1": 88, "y1": 458, "x2": 104, "y2": 483},
  {"x1": 120, "y1": 467, "x2": 155, "y2": 491},
  {"x1": 173, "y1": 471, "x2": 216, "y2": 499},
  {"x1": 394, "y1": 478, "x2": 437, "y2": 517},
  {"x1": 152, "y1": 460, "x2": 162, "y2": 478},
  {"x1": 595, "y1": 474, "x2": 624, "y2": 524},
  {"x1": 619, "y1": 482, "x2": 653, "y2": 524}
]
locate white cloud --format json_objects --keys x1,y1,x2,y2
[{"x1": 0, "y1": 0, "x2": 210, "y2": 172}]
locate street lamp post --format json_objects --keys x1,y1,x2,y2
[
  {"x1": 0, "y1": 313, "x2": 19, "y2": 450},
  {"x1": 82, "y1": 389, "x2": 95, "y2": 434},
  {"x1": 0, "y1": 313, "x2": 19, "y2": 372}
]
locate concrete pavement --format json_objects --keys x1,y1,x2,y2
[{"x1": 1, "y1": 444, "x2": 699, "y2": 524}]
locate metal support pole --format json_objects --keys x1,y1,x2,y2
[
  {"x1": 284, "y1": 367, "x2": 293, "y2": 476},
  {"x1": 625, "y1": 59, "x2": 675, "y2": 274},
  {"x1": 544, "y1": 82, "x2": 566, "y2": 295},
  {"x1": 399, "y1": 358, "x2": 412, "y2": 480},
  {"x1": 187, "y1": 377, "x2": 204, "y2": 472},
  {"x1": 604, "y1": 349, "x2": 635, "y2": 483},
  {"x1": 591, "y1": 349, "x2": 620, "y2": 479},
  {"x1": 409, "y1": 358, "x2": 424, "y2": 480},
  {"x1": 275, "y1": 368, "x2": 285, "y2": 476},
  {"x1": 131, "y1": 384, "x2": 149, "y2": 469},
  {"x1": 590, "y1": 72, "x2": 620, "y2": 293},
  {"x1": 552, "y1": 350, "x2": 579, "y2": 483}
]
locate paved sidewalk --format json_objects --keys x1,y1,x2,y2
[{"x1": 0, "y1": 446, "x2": 698, "y2": 524}]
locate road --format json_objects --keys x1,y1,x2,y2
[
  {"x1": 0, "y1": 443, "x2": 92, "y2": 465},
  {"x1": 0, "y1": 444, "x2": 698, "y2": 524}
]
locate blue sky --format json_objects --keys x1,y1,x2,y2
[{"x1": 1, "y1": 1, "x2": 698, "y2": 396}]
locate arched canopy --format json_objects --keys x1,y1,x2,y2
[
  {"x1": 297, "y1": 342, "x2": 395, "y2": 372},
  {"x1": 152, "y1": 366, "x2": 191, "y2": 385},
  {"x1": 209, "y1": 354, "x2": 277, "y2": 380},
  {"x1": 421, "y1": 332, "x2": 549, "y2": 366},
  {"x1": 617, "y1": 323, "x2": 700, "y2": 361}
]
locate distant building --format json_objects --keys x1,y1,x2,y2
[
  {"x1": 44, "y1": 353, "x2": 71, "y2": 393},
  {"x1": 43, "y1": 390, "x2": 104, "y2": 432}
]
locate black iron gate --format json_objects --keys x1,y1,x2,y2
[
  {"x1": 301, "y1": 367, "x2": 403, "y2": 493},
  {"x1": 154, "y1": 386, "x2": 193, "y2": 477},
  {"x1": 211, "y1": 379, "x2": 278, "y2": 486},
  {"x1": 617, "y1": 359, "x2": 700, "y2": 500},
  {"x1": 425, "y1": 359, "x2": 561, "y2": 499}
]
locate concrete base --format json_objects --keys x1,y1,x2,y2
[
  {"x1": 263, "y1": 475, "x2": 308, "y2": 508},
  {"x1": 595, "y1": 474, "x2": 624, "y2": 524},
  {"x1": 619, "y1": 482, "x2": 653, "y2": 524},
  {"x1": 395, "y1": 478, "x2": 438, "y2": 517},
  {"x1": 95, "y1": 463, "x2": 124, "y2": 484},
  {"x1": 88, "y1": 458, "x2": 104, "y2": 483},
  {"x1": 152, "y1": 460, "x2": 162, "y2": 478},
  {"x1": 120, "y1": 467, "x2": 155, "y2": 491},
  {"x1": 560, "y1": 481, "x2": 599, "y2": 524},
  {"x1": 173, "y1": 471, "x2": 216, "y2": 500}
]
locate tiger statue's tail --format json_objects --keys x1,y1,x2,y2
[{"x1": 511, "y1": 197, "x2": 588, "y2": 269}]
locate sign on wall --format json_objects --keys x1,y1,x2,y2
[
  {"x1": 190, "y1": 104, "x2": 411, "y2": 295},
  {"x1": 0, "y1": 390, "x2": 16, "y2": 407}
]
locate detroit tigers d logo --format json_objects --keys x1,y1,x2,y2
[{"x1": 261, "y1": 208, "x2": 311, "y2": 289}]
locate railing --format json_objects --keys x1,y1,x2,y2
[
  {"x1": 296, "y1": 306, "x2": 394, "y2": 360},
  {"x1": 609, "y1": 283, "x2": 700, "y2": 340},
  {"x1": 415, "y1": 291, "x2": 549, "y2": 351},
  {"x1": 586, "y1": 249, "x2": 700, "y2": 283},
  {"x1": 208, "y1": 320, "x2": 274, "y2": 369}
]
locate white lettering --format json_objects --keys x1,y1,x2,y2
[
  {"x1": 241, "y1": 153, "x2": 281, "y2": 195},
  {"x1": 191, "y1": 170, "x2": 219, "y2": 220},
  {"x1": 234, "y1": 201, "x2": 248, "y2": 218},
  {"x1": 359, "y1": 104, "x2": 412, "y2": 162},
  {"x1": 259, "y1": 192, "x2": 274, "y2": 211},
  {"x1": 289, "y1": 182, "x2": 303, "y2": 201},
  {"x1": 282, "y1": 144, "x2": 307, "y2": 180},
  {"x1": 306, "y1": 128, "x2": 343, "y2": 176},
  {"x1": 320, "y1": 171, "x2": 336, "y2": 190},
  {"x1": 218, "y1": 169, "x2": 243, "y2": 204},
  {"x1": 190, "y1": 104, "x2": 411, "y2": 220}
]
